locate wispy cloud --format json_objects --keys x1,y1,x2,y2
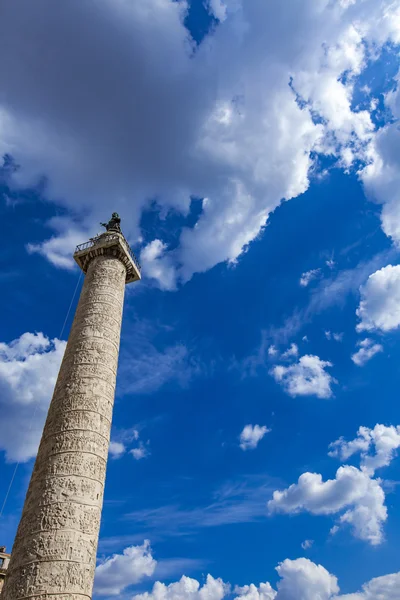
[
  {"x1": 124, "y1": 476, "x2": 277, "y2": 537},
  {"x1": 272, "y1": 250, "x2": 397, "y2": 344},
  {"x1": 237, "y1": 251, "x2": 397, "y2": 381},
  {"x1": 285, "y1": 251, "x2": 399, "y2": 342},
  {"x1": 299, "y1": 268, "x2": 321, "y2": 287},
  {"x1": 241, "y1": 250, "x2": 398, "y2": 376},
  {"x1": 118, "y1": 319, "x2": 203, "y2": 395}
]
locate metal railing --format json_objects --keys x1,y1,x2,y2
[{"x1": 75, "y1": 233, "x2": 141, "y2": 272}]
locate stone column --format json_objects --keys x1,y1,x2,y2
[{"x1": 2, "y1": 232, "x2": 140, "y2": 600}]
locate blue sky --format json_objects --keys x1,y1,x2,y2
[{"x1": 2, "y1": 1, "x2": 400, "y2": 599}]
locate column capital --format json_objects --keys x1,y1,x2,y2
[{"x1": 74, "y1": 232, "x2": 141, "y2": 284}]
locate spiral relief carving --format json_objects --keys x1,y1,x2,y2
[{"x1": 1, "y1": 252, "x2": 128, "y2": 600}]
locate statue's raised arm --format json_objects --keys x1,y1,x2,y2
[{"x1": 100, "y1": 212, "x2": 122, "y2": 233}]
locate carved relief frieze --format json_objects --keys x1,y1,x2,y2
[
  {"x1": 32, "y1": 452, "x2": 106, "y2": 483},
  {"x1": 24, "y1": 475, "x2": 104, "y2": 510}
]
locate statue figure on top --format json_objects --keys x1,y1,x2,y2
[{"x1": 100, "y1": 212, "x2": 122, "y2": 233}]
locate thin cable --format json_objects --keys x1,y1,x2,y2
[
  {"x1": 0, "y1": 269, "x2": 83, "y2": 520},
  {"x1": 0, "y1": 401, "x2": 42, "y2": 519},
  {"x1": 0, "y1": 464, "x2": 19, "y2": 519},
  {"x1": 59, "y1": 270, "x2": 83, "y2": 339}
]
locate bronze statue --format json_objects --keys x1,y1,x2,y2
[{"x1": 100, "y1": 212, "x2": 121, "y2": 233}]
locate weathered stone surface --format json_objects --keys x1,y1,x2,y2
[
  {"x1": 1, "y1": 251, "x2": 128, "y2": 600},
  {"x1": 12, "y1": 530, "x2": 96, "y2": 568},
  {"x1": 23, "y1": 476, "x2": 104, "y2": 510},
  {"x1": 33, "y1": 453, "x2": 106, "y2": 483}
]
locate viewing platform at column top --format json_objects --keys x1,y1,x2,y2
[{"x1": 74, "y1": 231, "x2": 141, "y2": 284}]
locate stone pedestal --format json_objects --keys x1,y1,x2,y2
[{"x1": 1, "y1": 232, "x2": 140, "y2": 600}]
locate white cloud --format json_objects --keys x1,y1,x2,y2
[
  {"x1": 94, "y1": 541, "x2": 156, "y2": 596},
  {"x1": 329, "y1": 424, "x2": 400, "y2": 476},
  {"x1": 2, "y1": 0, "x2": 400, "y2": 285},
  {"x1": 268, "y1": 465, "x2": 387, "y2": 545},
  {"x1": 207, "y1": 0, "x2": 227, "y2": 22},
  {"x1": 301, "y1": 540, "x2": 314, "y2": 550},
  {"x1": 133, "y1": 574, "x2": 229, "y2": 600},
  {"x1": 268, "y1": 345, "x2": 278, "y2": 357},
  {"x1": 300, "y1": 269, "x2": 321, "y2": 287},
  {"x1": 109, "y1": 441, "x2": 126, "y2": 459},
  {"x1": 271, "y1": 355, "x2": 335, "y2": 399},
  {"x1": 325, "y1": 332, "x2": 344, "y2": 342},
  {"x1": 282, "y1": 344, "x2": 299, "y2": 359},
  {"x1": 351, "y1": 338, "x2": 383, "y2": 366},
  {"x1": 129, "y1": 554, "x2": 400, "y2": 600},
  {"x1": 275, "y1": 558, "x2": 339, "y2": 600},
  {"x1": 110, "y1": 428, "x2": 150, "y2": 460},
  {"x1": 165, "y1": 559, "x2": 338, "y2": 600},
  {"x1": 239, "y1": 424, "x2": 270, "y2": 451},
  {"x1": 26, "y1": 218, "x2": 87, "y2": 269},
  {"x1": 361, "y1": 68, "x2": 400, "y2": 248},
  {"x1": 140, "y1": 240, "x2": 178, "y2": 291},
  {"x1": 356, "y1": 265, "x2": 400, "y2": 332},
  {"x1": 131, "y1": 442, "x2": 150, "y2": 461},
  {"x1": 235, "y1": 582, "x2": 277, "y2": 600},
  {"x1": 333, "y1": 333, "x2": 344, "y2": 342},
  {"x1": 336, "y1": 571, "x2": 400, "y2": 599},
  {"x1": 0, "y1": 332, "x2": 66, "y2": 462}
]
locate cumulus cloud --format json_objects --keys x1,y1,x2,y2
[
  {"x1": 140, "y1": 240, "x2": 178, "y2": 291},
  {"x1": 361, "y1": 69, "x2": 400, "y2": 247},
  {"x1": 26, "y1": 217, "x2": 87, "y2": 270},
  {"x1": 131, "y1": 442, "x2": 151, "y2": 461},
  {"x1": 300, "y1": 269, "x2": 321, "y2": 287},
  {"x1": 235, "y1": 582, "x2": 277, "y2": 600},
  {"x1": 130, "y1": 557, "x2": 400, "y2": 600},
  {"x1": 329, "y1": 424, "x2": 400, "y2": 476},
  {"x1": 282, "y1": 344, "x2": 299, "y2": 359},
  {"x1": 275, "y1": 558, "x2": 339, "y2": 600},
  {"x1": 94, "y1": 541, "x2": 156, "y2": 596},
  {"x1": 239, "y1": 424, "x2": 270, "y2": 451},
  {"x1": 301, "y1": 540, "x2": 314, "y2": 550},
  {"x1": 337, "y1": 571, "x2": 400, "y2": 600},
  {"x1": 109, "y1": 441, "x2": 126, "y2": 459},
  {"x1": 268, "y1": 465, "x2": 387, "y2": 545},
  {"x1": 207, "y1": 0, "x2": 227, "y2": 22},
  {"x1": 271, "y1": 355, "x2": 335, "y2": 399},
  {"x1": 2, "y1": 0, "x2": 400, "y2": 286},
  {"x1": 137, "y1": 559, "x2": 339, "y2": 600},
  {"x1": 351, "y1": 338, "x2": 383, "y2": 366},
  {"x1": 133, "y1": 574, "x2": 228, "y2": 600},
  {"x1": 356, "y1": 265, "x2": 400, "y2": 332},
  {"x1": 110, "y1": 427, "x2": 150, "y2": 460},
  {"x1": 0, "y1": 332, "x2": 66, "y2": 462}
]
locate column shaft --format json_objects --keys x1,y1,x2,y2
[{"x1": 2, "y1": 255, "x2": 126, "y2": 600}]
